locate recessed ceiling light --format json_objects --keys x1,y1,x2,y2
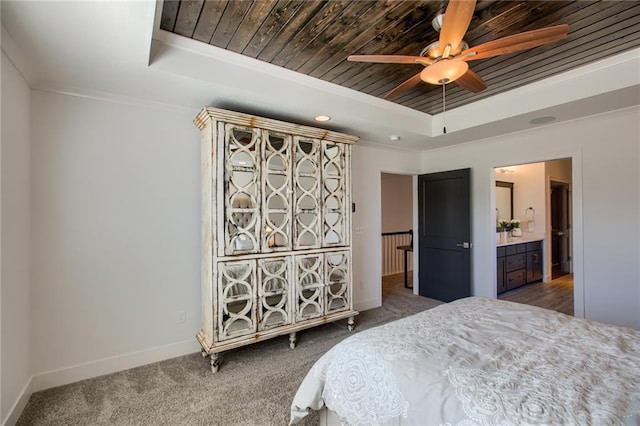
[
  {"x1": 529, "y1": 116, "x2": 556, "y2": 125},
  {"x1": 390, "y1": 135, "x2": 401, "y2": 141},
  {"x1": 314, "y1": 115, "x2": 331, "y2": 122}
]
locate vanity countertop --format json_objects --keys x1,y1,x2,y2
[{"x1": 496, "y1": 236, "x2": 544, "y2": 247}]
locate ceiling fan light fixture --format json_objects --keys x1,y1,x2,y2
[{"x1": 420, "y1": 60, "x2": 468, "y2": 85}]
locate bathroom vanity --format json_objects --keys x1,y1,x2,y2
[{"x1": 497, "y1": 238, "x2": 543, "y2": 294}]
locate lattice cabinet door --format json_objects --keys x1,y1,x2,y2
[
  {"x1": 223, "y1": 124, "x2": 261, "y2": 256},
  {"x1": 257, "y1": 257, "x2": 292, "y2": 331},
  {"x1": 261, "y1": 131, "x2": 293, "y2": 252},
  {"x1": 217, "y1": 260, "x2": 257, "y2": 341},
  {"x1": 325, "y1": 251, "x2": 350, "y2": 314},
  {"x1": 322, "y1": 142, "x2": 347, "y2": 247},
  {"x1": 293, "y1": 137, "x2": 321, "y2": 250},
  {"x1": 295, "y1": 253, "x2": 324, "y2": 321}
]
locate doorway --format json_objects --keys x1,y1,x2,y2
[
  {"x1": 380, "y1": 172, "x2": 414, "y2": 303},
  {"x1": 495, "y1": 159, "x2": 574, "y2": 316}
]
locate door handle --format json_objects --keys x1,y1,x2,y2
[{"x1": 456, "y1": 242, "x2": 472, "y2": 249}]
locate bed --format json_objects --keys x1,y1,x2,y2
[{"x1": 290, "y1": 297, "x2": 640, "y2": 425}]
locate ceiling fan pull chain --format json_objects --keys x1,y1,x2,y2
[{"x1": 442, "y1": 83, "x2": 447, "y2": 134}]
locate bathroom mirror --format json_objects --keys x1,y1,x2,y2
[{"x1": 496, "y1": 181, "x2": 514, "y2": 224}]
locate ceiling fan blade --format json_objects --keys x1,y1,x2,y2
[
  {"x1": 460, "y1": 24, "x2": 569, "y2": 61},
  {"x1": 347, "y1": 55, "x2": 427, "y2": 64},
  {"x1": 455, "y1": 69, "x2": 486, "y2": 93},
  {"x1": 384, "y1": 72, "x2": 423, "y2": 100},
  {"x1": 438, "y1": 0, "x2": 477, "y2": 56}
]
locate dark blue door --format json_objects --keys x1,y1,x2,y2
[{"x1": 418, "y1": 168, "x2": 471, "y2": 302}]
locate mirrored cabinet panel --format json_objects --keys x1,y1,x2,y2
[
  {"x1": 262, "y1": 131, "x2": 292, "y2": 252},
  {"x1": 325, "y1": 251, "x2": 350, "y2": 314},
  {"x1": 322, "y1": 142, "x2": 347, "y2": 247},
  {"x1": 258, "y1": 257, "x2": 291, "y2": 331},
  {"x1": 224, "y1": 124, "x2": 261, "y2": 255},
  {"x1": 293, "y1": 137, "x2": 321, "y2": 249},
  {"x1": 217, "y1": 260, "x2": 256, "y2": 341},
  {"x1": 195, "y1": 107, "x2": 358, "y2": 373},
  {"x1": 295, "y1": 254, "x2": 324, "y2": 321}
]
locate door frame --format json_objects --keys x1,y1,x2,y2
[
  {"x1": 378, "y1": 170, "x2": 420, "y2": 298},
  {"x1": 491, "y1": 154, "x2": 584, "y2": 318}
]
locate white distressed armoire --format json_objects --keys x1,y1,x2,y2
[{"x1": 194, "y1": 107, "x2": 359, "y2": 372}]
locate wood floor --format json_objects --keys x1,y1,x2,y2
[
  {"x1": 382, "y1": 271, "x2": 413, "y2": 297},
  {"x1": 499, "y1": 274, "x2": 574, "y2": 316},
  {"x1": 383, "y1": 272, "x2": 574, "y2": 316}
]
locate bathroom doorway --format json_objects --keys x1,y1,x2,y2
[{"x1": 495, "y1": 159, "x2": 574, "y2": 316}]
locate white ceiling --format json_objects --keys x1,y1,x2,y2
[{"x1": 2, "y1": 1, "x2": 639, "y2": 151}]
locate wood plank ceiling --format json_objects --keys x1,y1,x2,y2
[{"x1": 161, "y1": 1, "x2": 640, "y2": 115}]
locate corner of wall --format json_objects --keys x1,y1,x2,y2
[
  {"x1": 1, "y1": 26, "x2": 37, "y2": 87},
  {"x1": 2, "y1": 377, "x2": 32, "y2": 426}
]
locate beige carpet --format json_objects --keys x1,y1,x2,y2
[{"x1": 18, "y1": 275, "x2": 441, "y2": 425}]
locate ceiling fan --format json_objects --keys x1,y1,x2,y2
[{"x1": 348, "y1": 0, "x2": 569, "y2": 100}]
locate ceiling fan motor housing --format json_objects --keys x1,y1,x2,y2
[{"x1": 421, "y1": 40, "x2": 469, "y2": 59}]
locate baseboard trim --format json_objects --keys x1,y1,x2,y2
[
  {"x1": 31, "y1": 339, "x2": 201, "y2": 393},
  {"x1": 2, "y1": 377, "x2": 33, "y2": 426}
]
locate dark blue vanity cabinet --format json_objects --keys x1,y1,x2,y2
[{"x1": 497, "y1": 240, "x2": 543, "y2": 294}]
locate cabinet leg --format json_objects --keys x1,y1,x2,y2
[
  {"x1": 347, "y1": 316, "x2": 355, "y2": 332},
  {"x1": 210, "y1": 353, "x2": 220, "y2": 373},
  {"x1": 289, "y1": 332, "x2": 297, "y2": 349}
]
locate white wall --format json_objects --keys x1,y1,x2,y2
[
  {"x1": 422, "y1": 107, "x2": 640, "y2": 329},
  {"x1": 512, "y1": 163, "x2": 546, "y2": 235},
  {"x1": 30, "y1": 91, "x2": 202, "y2": 389},
  {"x1": 381, "y1": 173, "x2": 413, "y2": 233},
  {"x1": 1, "y1": 51, "x2": 32, "y2": 424},
  {"x1": 545, "y1": 158, "x2": 572, "y2": 182},
  {"x1": 26, "y1": 89, "x2": 424, "y2": 392},
  {"x1": 494, "y1": 163, "x2": 547, "y2": 238},
  {"x1": 351, "y1": 145, "x2": 422, "y2": 310}
]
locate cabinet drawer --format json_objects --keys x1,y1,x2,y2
[
  {"x1": 527, "y1": 241, "x2": 542, "y2": 251},
  {"x1": 505, "y1": 243, "x2": 527, "y2": 255},
  {"x1": 505, "y1": 253, "x2": 526, "y2": 272},
  {"x1": 506, "y1": 269, "x2": 526, "y2": 290}
]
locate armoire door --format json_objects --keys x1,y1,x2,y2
[{"x1": 223, "y1": 124, "x2": 261, "y2": 255}]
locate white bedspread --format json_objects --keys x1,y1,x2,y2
[{"x1": 290, "y1": 297, "x2": 640, "y2": 425}]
